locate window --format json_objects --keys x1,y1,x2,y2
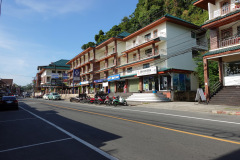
[
  {"x1": 191, "y1": 31, "x2": 196, "y2": 38},
  {"x1": 221, "y1": 27, "x2": 232, "y2": 40},
  {"x1": 221, "y1": 1, "x2": 230, "y2": 15},
  {"x1": 143, "y1": 63, "x2": 150, "y2": 69},
  {"x1": 237, "y1": 26, "x2": 240, "y2": 37},
  {"x1": 153, "y1": 30, "x2": 158, "y2": 38},
  {"x1": 52, "y1": 70, "x2": 56, "y2": 73},
  {"x1": 145, "y1": 48, "x2": 152, "y2": 57},
  {"x1": 133, "y1": 53, "x2": 137, "y2": 61},
  {"x1": 144, "y1": 33, "x2": 151, "y2": 41},
  {"x1": 127, "y1": 67, "x2": 132, "y2": 73},
  {"x1": 47, "y1": 77, "x2": 51, "y2": 82},
  {"x1": 133, "y1": 40, "x2": 136, "y2": 47}
]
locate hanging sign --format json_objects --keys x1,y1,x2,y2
[{"x1": 137, "y1": 67, "x2": 157, "y2": 76}]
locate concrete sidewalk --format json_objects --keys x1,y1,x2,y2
[{"x1": 127, "y1": 101, "x2": 240, "y2": 115}]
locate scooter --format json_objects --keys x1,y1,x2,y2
[
  {"x1": 104, "y1": 95, "x2": 112, "y2": 106},
  {"x1": 97, "y1": 96, "x2": 105, "y2": 104},
  {"x1": 112, "y1": 96, "x2": 127, "y2": 106}
]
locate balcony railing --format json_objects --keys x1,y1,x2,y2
[
  {"x1": 212, "y1": 3, "x2": 240, "y2": 19},
  {"x1": 218, "y1": 35, "x2": 240, "y2": 48}
]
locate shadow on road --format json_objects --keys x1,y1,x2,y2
[{"x1": 214, "y1": 149, "x2": 240, "y2": 160}]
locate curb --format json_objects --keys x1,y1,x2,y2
[{"x1": 212, "y1": 110, "x2": 240, "y2": 115}]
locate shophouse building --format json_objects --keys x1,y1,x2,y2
[
  {"x1": 67, "y1": 14, "x2": 207, "y2": 100},
  {"x1": 194, "y1": 0, "x2": 240, "y2": 103},
  {"x1": 35, "y1": 59, "x2": 70, "y2": 95}
]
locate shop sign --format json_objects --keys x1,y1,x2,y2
[
  {"x1": 137, "y1": 67, "x2": 157, "y2": 76},
  {"x1": 63, "y1": 73, "x2": 68, "y2": 80},
  {"x1": 80, "y1": 81, "x2": 89, "y2": 85},
  {"x1": 94, "y1": 79, "x2": 106, "y2": 83},
  {"x1": 51, "y1": 73, "x2": 59, "y2": 79},
  {"x1": 73, "y1": 69, "x2": 80, "y2": 81},
  {"x1": 108, "y1": 74, "x2": 120, "y2": 81},
  {"x1": 103, "y1": 82, "x2": 108, "y2": 87}
]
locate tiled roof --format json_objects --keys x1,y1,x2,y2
[
  {"x1": 52, "y1": 59, "x2": 70, "y2": 67},
  {"x1": 203, "y1": 45, "x2": 240, "y2": 57},
  {"x1": 116, "y1": 31, "x2": 131, "y2": 38},
  {"x1": 202, "y1": 9, "x2": 240, "y2": 26},
  {"x1": 164, "y1": 14, "x2": 199, "y2": 27}
]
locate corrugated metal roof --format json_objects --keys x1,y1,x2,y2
[
  {"x1": 52, "y1": 59, "x2": 70, "y2": 67},
  {"x1": 203, "y1": 45, "x2": 240, "y2": 57}
]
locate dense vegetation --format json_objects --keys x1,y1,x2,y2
[{"x1": 81, "y1": 0, "x2": 208, "y2": 50}]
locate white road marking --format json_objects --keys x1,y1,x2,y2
[
  {"x1": 0, "y1": 118, "x2": 37, "y2": 123},
  {"x1": 80, "y1": 105, "x2": 240, "y2": 125},
  {"x1": 20, "y1": 106, "x2": 118, "y2": 160},
  {"x1": 0, "y1": 138, "x2": 72, "y2": 153}
]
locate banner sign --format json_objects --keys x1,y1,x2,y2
[
  {"x1": 94, "y1": 79, "x2": 106, "y2": 83},
  {"x1": 62, "y1": 73, "x2": 68, "y2": 80},
  {"x1": 137, "y1": 67, "x2": 157, "y2": 76},
  {"x1": 107, "y1": 74, "x2": 120, "y2": 81},
  {"x1": 103, "y1": 82, "x2": 108, "y2": 87},
  {"x1": 51, "y1": 73, "x2": 59, "y2": 79},
  {"x1": 73, "y1": 69, "x2": 80, "y2": 81},
  {"x1": 80, "y1": 81, "x2": 89, "y2": 85}
]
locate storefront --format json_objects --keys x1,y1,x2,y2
[
  {"x1": 94, "y1": 79, "x2": 106, "y2": 92},
  {"x1": 80, "y1": 81, "x2": 90, "y2": 93},
  {"x1": 137, "y1": 66, "x2": 158, "y2": 92},
  {"x1": 128, "y1": 78, "x2": 139, "y2": 92},
  {"x1": 223, "y1": 61, "x2": 240, "y2": 86},
  {"x1": 108, "y1": 74, "x2": 121, "y2": 93},
  {"x1": 172, "y1": 73, "x2": 191, "y2": 91}
]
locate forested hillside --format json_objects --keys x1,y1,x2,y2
[{"x1": 81, "y1": 0, "x2": 208, "y2": 50}]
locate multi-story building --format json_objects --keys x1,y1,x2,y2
[
  {"x1": 36, "y1": 59, "x2": 70, "y2": 94},
  {"x1": 194, "y1": 0, "x2": 240, "y2": 102},
  {"x1": 67, "y1": 14, "x2": 207, "y2": 100}
]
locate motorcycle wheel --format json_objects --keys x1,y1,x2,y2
[
  {"x1": 123, "y1": 101, "x2": 127, "y2": 106},
  {"x1": 113, "y1": 102, "x2": 117, "y2": 107}
]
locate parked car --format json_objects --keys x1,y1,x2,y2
[
  {"x1": 43, "y1": 94, "x2": 50, "y2": 100},
  {"x1": 0, "y1": 96, "x2": 19, "y2": 110},
  {"x1": 48, "y1": 93, "x2": 61, "y2": 100},
  {"x1": 25, "y1": 93, "x2": 30, "y2": 98}
]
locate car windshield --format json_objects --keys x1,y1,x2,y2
[{"x1": 2, "y1": 97, "x2": 16, "y2": 101}]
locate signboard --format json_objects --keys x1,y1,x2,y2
[
  {"x1": 51, "y1": 79, "x2": 57, "y2": 86},
  {"x1": 195, "y1": 88, "x2": 206, "y2": 102},
  {"x1": 137, "y1": 67, "x2": 157, "y2": 76},
  {"x1": 94, "y1": 79, "x2": 106, "y2": 83},
  {"x1": 63, "y1": 73, "x2": 68, "y2": 79},
  {"x1": 103, "y1": 82, "x2": 108, "y2": 87},
  {"x1": 73, "y1": 69, "x2": 80, "y2": 81},
  {"x1": 51, "y1": 73, "x2": 59, "y2": 79},
  {"x1": 108, "y1": 74, "x2": 120, "y2": 81},
  {"x1": 80, "y1": 81, "x2": 89, "y2": 85}
]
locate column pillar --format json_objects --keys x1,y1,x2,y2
[
  {"x1": 137, "y1": 49, "x2": 140, "y2": 60},
  {"x1": 218, "y1": 57, "x2": 223, "y2": 84},
  {"x1": 139, "y1": 77, "x2": 143, "y2": 92},
  {"x1": 152, "y1": 43, "x2": 155, "y2": 55},
  {"x1": 203, "y1": 58, "x2": 210, "y2": 102},
  {"x1": 114, "y1": 40, "x2": 117, "y2": 53},
  {"x1": 105, "y1": 59, "x2": 108, "y2": 68},
  {"x1": 115, "y1": 81, "x2": 117, "y2": 93},
  {"x1": 105, "y1": 46, "x2": 108, "y2": 56}
]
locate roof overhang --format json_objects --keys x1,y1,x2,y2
[
  {"x1": 66, "y1": 47, "x2": 94, "y2": 64},
  {"x1": 95, "y1": 37, "x2": 124, "y2": 49},
  {"x1": 193, "y1": 0, "x2": 215, "y2": 10}
]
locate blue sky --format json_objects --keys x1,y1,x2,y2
[{"x1": 0, "y1": 0, "x2": 138, "y2": 86}]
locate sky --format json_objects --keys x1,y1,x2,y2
[{"x1": 0, "y1": 0, "x2": 139, "y2": 86}]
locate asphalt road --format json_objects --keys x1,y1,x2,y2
[{"x1": 1, "y1": 98, "x2": 240, "y2": 160}]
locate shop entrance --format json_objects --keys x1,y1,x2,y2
[
  {"x1": 143, "y1": 76, "x2": 159, "y2": 92},
  {"x1": 160, "y1": 75, "x2": 171, "y2": 90},
  {"x1": 116, "y1": 81, "x2": 125, "y2": 92}
]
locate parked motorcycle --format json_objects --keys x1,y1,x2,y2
[
  {"x1": 104, "y1": 95, "x2": 112, "y2": 106},
  {"x1": 112, "y1": 96, "x2": 127, "y2": 106},
  {"x1": 97, "y1": 96, "x2": 105, "y2": 105}
]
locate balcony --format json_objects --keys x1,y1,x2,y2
[
  {"x1": 218, "y1": 35, "x2": 240, "y2": 48},
  {"x1": 117, "y1": 51, "x2": 160, "y2": 69},
  {"x1": 95, "y1": 52, "x2": 117, "y2": 62},
  {"x1": 210, "y1": 3, "x2": 240, "y2": 20},
  {"x1": 95, "y1": 65, "x2": 116, "y2": 73}
]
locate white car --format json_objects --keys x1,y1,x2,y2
[{"x1": 43, "y1": 94, "x2": 49, "y2": 100}]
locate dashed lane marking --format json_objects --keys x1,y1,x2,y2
[
  {"x1": 20, "y1": 106, "x2": 118, "y2": 160},
  {"x1": 0, "y1": 138, "x2": 73, "y2": 153}
]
